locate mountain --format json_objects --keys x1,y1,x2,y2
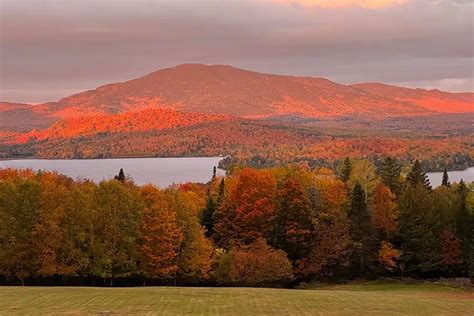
[
  {"x1": 3, "y1": 64, "x2": 473, "y2": 135},
  {"x1": 43, "y1": 63, "x2": 442, "y2": 119}
]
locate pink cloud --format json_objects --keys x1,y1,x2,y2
[{"x1": 270, "y1": 0, "x2": 410, "y2": 9}]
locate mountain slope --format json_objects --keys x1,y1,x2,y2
[
  {"x1": 352, "y1": 83, "x2": 473, "y2": 113},
  {"x1": 15, "y1": 108, "x2": 231, "y2": 143},
  {"x1": 44, "y1": 64, "x2": 436, "y2": 119},
  {"x1": 1, "y1": 64, "x2": 473, "y2": 136}
]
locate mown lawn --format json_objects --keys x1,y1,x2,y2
[{"x1": 0, "y1": 283, "x2": 472, "y2": 315}]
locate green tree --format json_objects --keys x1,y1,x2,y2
[
  {"x1": 441, "y1": 167, "x2": 450, "y2": 187},
  {"x1": 201, "y1": 178, "x2": 225, "y2": 238},
  {"x1": 114, "y1": 168, "x2": 126, "y2": 182},
  {"x1": 379, "y1": 157, "x2": 402, "y2": 195},
  {"x1": 348, "y1": 182, "x2": 376, "y2": 274},
  {"x1": 455, "y1": 180, "x2": 472, "y2": 274},
  {"x1": 406, "y1": 160, "x2": 431, "y2": 191},
  {"x1": 341, "y1": 157, "x2": 352, "y2": 182},
  {"x1": 398, "y1": 184, "x2": 441, "y2": 276}
]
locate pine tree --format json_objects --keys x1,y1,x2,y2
[
  {"x1": 114, "y1": 168, "x2": 126, "y2": 182},
  {"x1": 455, "y1": 179, "x2": 472, "y2": 272},
  {"x1": 201, "y1": 190, "x2": 216, "y2": 238},
  {"x1": 202, "y1": 178, "x2": 225, "y2": 238},
  {"x1": 379, "y1": 157, "x2": 402, "y2": 195},
  {"x1": 341, "y1": 157, "x2": 352, "y2": 182},
  {"x1": 406, "y1": 160, "x2": 431, "y2": 191},
  {"x1": 216, "y1": 178, "x2": 225, "y2": 205},
  {"x1": 441, "y1": 167, "x2": 450, "y2": 187},
  {"x1": 348, "y1": 182, "x2": 376, "y2": 274},
  {"x1": 398, "y1": 184, "x2": 441, "y2": 276},
  {"x1": 212, "y1": 166, "x2": 217, "y2": 180}
]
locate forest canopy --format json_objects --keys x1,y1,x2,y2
[{"x1": 0, "y1": 158, "x2": 473, "y2": 286}]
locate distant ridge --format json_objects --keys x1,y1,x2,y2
[{"x1": 1, "y1": 64, "x2": 473, "y2": 133}]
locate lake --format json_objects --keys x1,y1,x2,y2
[
  {"x1": 427, "y1": 167, "x2": 474, "y2": 187},
  {"x1": 1, "y1": 158, "x2": 472, "y2": 188},
  {"x1": 0, "y1": 157, "x2": 225, "y2": 187}
]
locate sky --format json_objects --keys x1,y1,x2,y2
[{"x1": 0, "y1": 0, "x2": 473, "y2": 103}]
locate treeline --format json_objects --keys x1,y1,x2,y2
[
  {"x1": 3, "y1": 118, "x2": 472, "y2": 173},
  {"x1": 0, "y1": 158, "x2": 473, "y2": 287}
]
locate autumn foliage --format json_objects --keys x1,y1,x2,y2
[{"x1": 0, "y1": 159, "x2": 473, "y2": 286}]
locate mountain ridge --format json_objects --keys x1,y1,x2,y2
[{"x1": 1, "y1": 64, "x2": 473, "y2": 135}]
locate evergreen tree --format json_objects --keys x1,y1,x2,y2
[
  {"x1": 441, "y1": 167, "x2": 450, "y2": 187},
  {"x1": 406, "y1": 160, "x2": 431, "y2": 191},
  {"x1": 341, "y1": 157, "x2": 352, "y2": 182},
  {"x1": 398, "y1": 184, "x2": 441, "y2": 276},
  {"x1": 114, "y1": 168, "x2": 126, "y2": 182},
  {"x1": 201, "y1": 178, "x2": 225, "y2": 238},
  {"x1": 212, "y1": 166, "x2": 217, "y2": 180},
  {"x1": 379, "y1": 157, "x2": 402, "y2": 195},
  {"x1": 216, "y1": 178, "x2": 225, "y2": 205},
  {"x1": 455, "y1": 179, "x2": 472, "y2": 272},
  {"x1": 348, "y1": 182, "x2": 376, "y2": 274},
  {"x1": 201, "y1": 190, "x2": 217, "y2": 238}
]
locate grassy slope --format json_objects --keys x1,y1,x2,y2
[{"x1": 0, "y1": 284, "x2": 472, "y2": 315}]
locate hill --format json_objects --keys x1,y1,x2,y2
[{"x1": 2, "y1": 64, "x2": 473, "y2": 135}]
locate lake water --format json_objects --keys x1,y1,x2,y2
[
  {"x1": 1, "y1": 158, "x2": 472, "y2": 188},
  {"x1": 427, "y1": 167, "x2": 474, "y2": 187},
  {"x1": 0, "y1": 157, "x2": 225, "y2": 187}
]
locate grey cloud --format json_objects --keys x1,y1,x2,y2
[{"x1": 0, "y1": 0, "x2": 473, "y2": 102}]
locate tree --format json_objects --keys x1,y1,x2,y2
[
  {"x1": 378, "y1": 241, "x2": 402, "y2": 272},
  {"x1": 273, "y1": 176, "x2": 313, "y2": 266},
  {"x1": 304, "y1": 177, "x2": 351, "y2": 277},
  {"x1": 202, "y1": 178, "x2": 226, "y2": 238},
  {"x1": 371, "y1": 183, "x2": 398, "y2": 239},
  {"x1": 213, "y1": 168, "x2": 277, "y2": 247},
  {"x1": 440, "y1": 229, "x2": 463, "y2": 275},
  {"x1": 341, "y1": 157, "x2": 352, "y2": 182},
  {"x1": 201, "y1": 191, "x2": 217, "y2": 238},
  {"x1": 441, "y1": 167, "x2": 450, "y2": 187},
  {"x1": 348, "y1": 159, "x2": 380, "y2": 203},
  {"x1": 379, "y1": 157, "x2": 401, "y2": 195},
  {"x1": 173, "y1": 190, "x2": 213, "y2": 283},
  {"x1": 398, "y1": 184, "x2": 440, "y2": 276},
  {"x1": 406, "y1": 160, "x2": 431, "y2": 191},
  {"x1": 455, "y1": 179, "x2": 472, "y2": 274},
  {"x1": 348, "y1": 182, "x2": 377, "y2": 274},
  {"x1": 0, "y1": 178, "x2": 41, "y2": 285},
  {"x1": 140, "y1": 185, "x2": 183, "y2": 280},
  {"x1": 216, "y1": 239, "x2": 293, "y2": 286},
  {"x1": 32, "y1": 172, "x2": 89, "y2": 278},
  {"x1": 90, "y1": 180, "x2": 143, "y2": 284},
  {"x1": 212, "y1": 166, "x2": 217, "y2": 180},
  {"x1": 114, "y1": 168, "x2": 126, "y2": 182}
]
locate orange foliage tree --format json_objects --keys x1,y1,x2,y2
[
  {"x1": 140, "y1": 185, "x2": 183, "y2": 280},
  {"x1": 213, "y1": 168, "x2": 277, "y2": 247}
]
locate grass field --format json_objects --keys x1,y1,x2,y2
[{"x1": 0, "y1": 283, "x2": 472, "y2": 315}]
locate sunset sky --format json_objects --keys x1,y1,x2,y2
[{"x1": 1, "y1": 0, "x2": 473, "y2": 103}]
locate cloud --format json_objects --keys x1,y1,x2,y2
[
  {"x1": 0, "y1": 0, "x2": 472, "y2": 102},
  {"x1": 270, "y1": 0, "x2": 410, "y2": 9}
]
